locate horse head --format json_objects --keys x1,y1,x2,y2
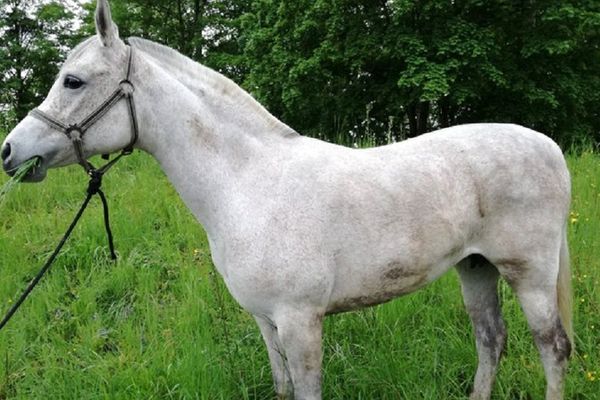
[{"x1": 1, "y1": 0, "x2": 135, "y2": 181}]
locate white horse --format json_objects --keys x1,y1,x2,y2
[{"x1": 1, "y1": 1, "x2": 572, "y2": 399}]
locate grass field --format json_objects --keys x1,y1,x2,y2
[{"x1": 0, "y1": 148, "x2": 598, "y2": 399}]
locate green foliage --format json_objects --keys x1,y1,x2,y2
[
  {"x1": 241, "y1": 0, "x2": 600, "y2": 144},
  {"x1": 0, "y1": 0, "x2": 82, "y2": 128},
  {"x1": 468, "y1": 0, "x2": 600, "y2": 146},
  {"x1": 0, "y1": 152, "x2": 598, "y2": 398},
  {"x1": 241, "y1": 0, "x2": 408, "y2": 143},
  {"x1": 0, "y1": 156, "x2": 40, "y2": 207},
  {"x1": 1, "y1": 0, "x2": 599, "y2": 145}
]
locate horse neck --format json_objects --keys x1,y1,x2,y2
[{"x1": 133, "y1": 54, "x2": 294, "y2": 239}]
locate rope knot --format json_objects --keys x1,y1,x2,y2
[
  {"x1": 119, "y1": 79, "x2": 135, "y2": 95},
  {"x1": 66, "y1": 125, "x2": 83, "y2": 142},
  {"x1": 87, "y1": 170, "x2": 103, "y2": 195}
]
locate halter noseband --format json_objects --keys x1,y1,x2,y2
[{"x1": 29, "y1": 43, "x2": 139, "y2": 174}]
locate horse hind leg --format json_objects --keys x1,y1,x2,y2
[
  {"x1": 495, "y1": 247, "x2": 572, "y2": 400},
  {"x1": 457, "y1": 254, "x2": 507, "y2": 400}
]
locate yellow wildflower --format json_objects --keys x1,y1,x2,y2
[{"x1": 570, "y1": 211, "x2": 579, "y2": 224}]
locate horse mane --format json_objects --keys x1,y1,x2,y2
[{"x1": 127, "y1": 37, "x2": 298, "y2": 137}]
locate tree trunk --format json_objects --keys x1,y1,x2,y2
[
  {"x1": 417, "y1": 100, "x2": 430, "y2": 134},
  {"x1": 439, "y1": 97, "x2": 450, "y2": 128},
  {"x1": 407, "y1": 101, "x2": 430, "y2": 137},
  {"x1": 176, "y1": 0, "x2": 188, "y2": 54},
  {"x1": 407, "y1": 103, "x2": 418, "y2": 137}
]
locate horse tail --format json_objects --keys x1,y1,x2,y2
[{"x1": 557, "y1": 225, "x2": 574, "y2": 348}]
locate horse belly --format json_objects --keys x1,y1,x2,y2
[
  {"x1": 325, "y1": 244, "x2": 465, "y2": 315},
  {"x1": 325, "y1": 267, "x2": 427, "y2": 314}
]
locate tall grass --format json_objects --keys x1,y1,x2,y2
[
  {"x1": 0, "y1": 157, "x2": 40, "y2": 207},
  {"x1": 0, "y1": 150, "x2": 598, "y2": 399}
]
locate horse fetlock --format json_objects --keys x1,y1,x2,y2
[
  {"x1": 274, "y1": 373, "x2": 294, "y2": 399},
  {"x1": 276, "y1": 389, "x2": 293, "y2": 400}
]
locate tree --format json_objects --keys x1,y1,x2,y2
[
  {"x1": 4, "y1": 0, "x2": 597, "y2": 145},
  {"x1": 240, "y1": 0, "x2": 600, "y2": 145},
  {"x1": 241, "y1": 0, "x2": 407, "y2": 144},
  {"x1": 0, "y1": 0, "x2": 81, "y2": 131},
  {"x1": 427, "y1": 0, "x2": 600, "y2": 145},
  {"x1": 485, "y1": 0, "x2": 600, "y2": 145}
]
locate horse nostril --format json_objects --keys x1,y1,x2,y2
[{"x1": 1, "y1": 142, "x2": 11, "y2": 162}]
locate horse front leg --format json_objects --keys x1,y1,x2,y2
[
  {"x1": 274, "y1": 309, "x2": 324, "y2": 400},
  {"x1": 255, "y1": 316, "x2": 294, "y2": 399}
]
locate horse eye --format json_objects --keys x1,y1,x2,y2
[{"x1": 63, "y1": 75, "x2": 85, "y2": 89}]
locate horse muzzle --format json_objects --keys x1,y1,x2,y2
[
  {"x1": 1, "y1": 141, "x2": 47, "y2": 182},
  {"x1": 1, "y1": 141, "x2": 17, "y2": 177}
]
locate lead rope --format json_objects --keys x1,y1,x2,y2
[
  {"x1": 0, "y1": 167, "x2": 117, "y2": 331},
  {"x1": 0, "y1": 44, "x2": 138, "y2": 332}
]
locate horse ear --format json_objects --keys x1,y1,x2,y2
[{"x1": 95, "y1": 0, "x2": 119, "y2": 47}]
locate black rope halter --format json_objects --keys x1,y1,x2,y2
[{"x1": 0, "y1": 43, "x2": 140, "y2": 332}]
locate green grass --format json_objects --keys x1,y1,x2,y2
[
  {"x1": 0, "y1": 157, "x2": 40, "y2": 207},
  {"x1": 0, "y1": 150, "x2": 598, "y2": 399}
]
